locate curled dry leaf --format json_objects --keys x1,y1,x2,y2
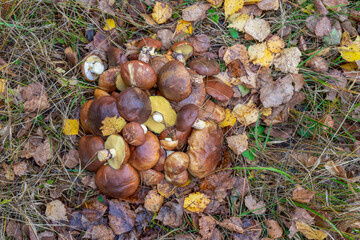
[
  {"x1": 296, "y1": 221, "x2": 328, "y2": 240},
  {"x1": 199, "y1": 215, "x2": 216, "y2": 239},
  {"x1": 244, "y1": 195, "x2": 266, "y2": 214},
  {"x1": 64, "y1": 46, "x2": 78, "y2": 67},
  {"x1": 63, "y1": 150, "x2": 79, "y2": 168},
  {"x1": 152, "y1": 1, "x2": 172, "y2": 24},
  {"x1": 273, "y1": 47, "x2": 302, "y2": 74},
  {"x1": 182, "y1": 2, "x2": 211, "y2": 22},
  {"x1": 288, "y1": 208, "x2": 315, "y2": 238},
  {"x1": 226, "y1": 133, "x2": 248, "y2": 155},
  {"x1": 219, "y1": 217, "x2": 244, "y2": 233},
  {"x1": 232, "y1": 99, "x2": 260, "y2": 126},
  {"x1": 257, "y1": 0, "x2": 279, "y2": 10},
  {"x1": 184, "y1": 192, "x2": 210, "y2": 213},
  {"x1": 100, "y1": 116, "x2": 126, "y2": 136},
  {"x1": 305, "y1": 56, "x2": 328, "y2": 73},
  {"x1": 144, "y1": 189, "x2": 164, "y2": 213},
  {"x1": 32, "y1": 138, "x2": 52, "y2": 167},
  {"x1": 266, "y1": 219, "x2": 283, "y2": 239},
  {"x1": 83, "y1": 225, "x2": 115, "y2": 240},
  {"x1": 2, "y1": 163, "x2": 14, "y2": 181},
  {"x1": 20, "y1": 83, "x2": 50, "y2": 113},
  {"x1": 244, "y1": 17, "x2": 271, "y2": 42},
  {"x1": 232, "y1": 218, "x2": 262, "y2": 240},
  {"x1": 45, "y1": 200, "x2": 68, "y2": 222},
  {"x1": 108, "y1": 200, "x2": 136, "y2": 235},
  {"x1": 157, "y1": 179, "x2": 176, "y2": 198},
  {"x1": 12, "y1": 162, "x2": 28, "y2": 177},
  {"x1": 155, "y1": 201, "x2": 184, "y2": 228},
  {"x1": 324, "y1": 160, "x2": 347, "y2": 178},
  {"x1": 291, "y1": 185, "x2": 315, "y2": 203}
]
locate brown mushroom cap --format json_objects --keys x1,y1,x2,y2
[
  {"x1": 165, "y1": 170, "x2": 189, "y2": 186},
  {"x1": 122, "y1": 122, "x2": 146, "y2": 146},
  {"x1": 149, "y1": 56, "x2": 170, "y2": 75},
  {"x1": 95, "y1": 163, "x2": 140, "y2": 198},
  {"x1": 158, "y1": 60, "x2": 191, "y2": 102},
  {"x1": 189, "y1": 57, "x2": 220, "y2": 76},
  {"x1": 159, "y1": 139, "x2": 178, "y2": 150},
  {"x1": 107, "y1": 46, "x2": 128, "y2": 67},
  {"x1": 79, "y1": 135, "x2": 105, "y2": 172},
  {"x1": 198, "y1": 100, "x2": 226, "y2": 123},
  {"x1": 153, "y1": 147, "x2": 166, "y2": 172},
  {"x1": 129, "y1": 131, "x2": 160, "y2": 171},
  {"x1": 176, "y1": 104, "x2": 199, "y2": 132},
  {"x1": 158, "y1": 126, "x2": 192, "y2": 150},
  {"x1": 120, "y1": 60, "x2": 157, "y2": 90},
  {"x1": 164, "y1": 152, "x2": 190, "y2": 175},
  {"x1": 205, "y1": 77, "x2": 234, "y2": 101},
  {"x1": 98, "y1": 67, "x2": 121, "y2": 92},
  {"x1": 139, "y1": 169, "x2": 164, "y2": 186},
  {"x1": 136, "y1": 37, "x2": 162, "y2": 49},
  {"x1": 80, "y1": 100, "x2": 94, "y2": 133},
  {"x1": 87, "y1": 96, "x2": 121, "y2": 137},
  {"x1": 187, "y1": 120, "x2": 223, "y2": 178},
  {"x1": 116, "y1": 87, "x2": 152, "y2": 123},
  {"x1": 171, "y1": 41, "x2": 194, "y2": 62}
]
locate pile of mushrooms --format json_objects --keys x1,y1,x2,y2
[{"x1": 79, "y1": 37, "x2": 230, "y2": 199}]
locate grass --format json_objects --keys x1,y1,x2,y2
[{"x1": 1, "y1": 0, "x2": 360, "y2": 239}]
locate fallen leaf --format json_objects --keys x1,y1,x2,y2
[
  {"x1": 323, "y1": 0, "x2": 349, "y2": 9},
  {"x1": 32, "y1": 138, "x2": 52, "y2": 167},
  {"x1": 184, "y1": 192, "x2": 211, "y2": 213},
  {"x1": 2, "y1": 163, "x2": 14, "y2": 181},
  {"x1": 288, "y1": 208, "x2": 315, "y2": 238},
  {"x1": 232, "y1": 177, "x2": 250, "y2": 197},
  {"x1": 273, "y1": 47, "x2": 302, "y2": 74},
  {"x1": 108, "y1": 200, "x2": 136, "y2": 235},
  {"x1": 199, "y1": 215, "x2": 216, "y2": 239},
  {"x1": 63, "y1": 150, "x2": 79, "y2": 168},
  {"x1": 173, "y1": 20, "x2": 193, "y2": 40},
  {"x1": 152, "y1": 1, "x2": 172, "y2": 24},
  {"x1": 324, "y1": 160, "x2": 347, "y2": 178},
  {"x1": 325, "y1": 69, "x2": 347, "y2": 101},
  {"x1": 219, "y1": 217, "x2": 244, "y2": 233},
  {"x1": 338, "y1": 36, "x2": 360, "y2": 62},
  {"x1": 188, "y1": 34, "x2": 210, "y2": 55},
  {"x1": 157, "y1": 179, "x2": 176, "y2": 198},
  {"x1": 219, "y1": 108, "x2": 237, "y2": 127},
  {"x1": 98, "y1": 0, "x2": 116, "y2": 15},
  {"x1": 223, "y1": 44, "x2": 249, "y2": 66},
  {"x1": 232, "y1": 99, "x2": 260, "y2": 126},
  {"x1": 226, "y1": 133, "x2": 248, "y2": 155},
  {"x1": 5, "y1": 221, "x2": 23, "y2": 240},
  {"x1": 182, "y1": 2, "x2": 211, "y2": 22},
  {"x1": 227, "y1": 60, "x2": 247, "y2": 78},
  {"x1": 103, "y1": 18, "x2": 116, "y2": 31},
  {"x1": 244, "y1": 195, "x2": 266, "y2": 214},
  {"x1": 20, "y1": 83, "x2": 50, "y2": 113},
  {"x1": 248, "y1": 43, "x2": 267, "y2": 61},
  {"x1": 232, "y1": 218, "x2": 262, "y2": 240},
  {"x1": 305, "y1": 56, "x2": 328, "y2": 73},
  {"x1": 83, "y1": 225, "x2": 115, "y2": 240},
  {"x1": 315, "y1": 17, "x2": 331, "y2": 37},
  {"x1": 100, "y1": 115, "x2": 126, "y2": 136},
  {"x1": 228, "y1": 13, "x2": 250, "y2": 32},
  {"x1": 81, "y1": 175, "x2": 97, "y2": 188},
  {"x1": 64, "y1": 47, "x2": 78, "y2": 67},
  {"x1": 12, "y1": 162, "x2": 27, "y2": 177},
  {"x1": 156, "y1": 29, "x2": 174, "y2": 50},
  {"x1": 314, "y1": 0, "x2": 329, "y2": 15},
  {"x1": 257, "y1": 0, "x2": 279, "y2": 10},
  {"x1": 292, "y1": 185, "x2": 315, "y2": 203},
  {"x1": 244, "y1": 17, "x2": 271, "y2": 42},
  {"x1": 0, "y1": 57, "x2": 16, "y2": 77},
  {"x1": 45, "y1": 200, "x2": 68, "y2": 222},
  {"x1": 323, "y1": 28, "x2": 342, "y2": 46},
  {"x1": 144, "y1": 189, "x2": 164, "y2": 213},
  {"x1": 155, "y1": 201, "x2": 184, "y2": 228},
  {"x1": 266, "y1": 219, "x2": 283, "y2": 239},
  {"x1": 224, "y1": 0, "x2": 244, "y2": 19},
  {"x1": 62, "y1": 119, "x2": 79, "y2": 136},
  {"x1": 141, "y1": 13, "x2": 157, "y2": 26},
  {"x1": 296, "y1": 221, "x2": 328, "y2": 240},
  {"x1": 266, "y1": 35, "x2": 285, "y2": 54},
  {"x1": 249, "y1": 44, "x2": 274, "y2": 67}
]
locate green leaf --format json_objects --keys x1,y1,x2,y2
[
  {"x1": 238, "y1": 84, "x2": 250, "y2": 97},
  {"x1": 324, "y1": 28, "x2": 341, "y2": 46},
  {"x1": 230, "y1": 28, "x2": 239, "y2": 39},
  {"x1": 208, "y1": 9, "x2": 219, "y2": 24},
  {"x1": 242, "y1": 148, "x2": 256, "y2": 161}
]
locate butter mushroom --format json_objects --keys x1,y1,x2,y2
[
  {"x1": 122, "y1": 122, "x2": 147, "y2": 146},
  {"x1": 81, "y1": 54, "x2": 106, "y2": 82},
  {"x1": 171, "y1": 41, "x2": 194, "y2": 63},
  {"x1": 79, "y1": 135, "x2": 105, "y2": 172},
  {"x1": 120, "y1": 60, "x2": 157, "y2": 90},
  {"x1": 97, "y1": 134, "x2": 130, "y2": 170}
]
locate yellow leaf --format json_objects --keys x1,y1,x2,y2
[
  {"x1": 224, "y1": 0, "x2": 244, "y2": 19},
  {"x1": 206, "y1": 0, "x2": 224, "y2": 7},
  {"x1": 253, "y1": 48, "x2": 274, "y2": 68},
  {"x1": 100, "y1": 116, "x2": 126, "y2": 136},
  {"x1": 0, "y1": 79, "x2": 6, "y2": 97},
  {"x1": 338, "y1": 36, "x2": 360, "y2": 62},
  {"x1": 262, "y1": 107, "x2": 272, "y2": 117},
  {"x1": 152, "y1": 1, "x2": 172, "y2": 24},
  {"x1": 340, "y1": 62, "x2": 358, "y2": 71},
  {"x1": 266, "y1": 35, "x2": 285, "y2": 54},
  {"x1": 296, "y1": 221, "x2": 328, "y2": 240},
  {"x1": 184, "y1": 192, "x2": 210, "y2": 213},
  {"x1": 62, "y1": 119, "x2": 79, "y2": 136},
  {"x1": 340, "y1": 31, "x2": 352, "y2": 46},
  {"x1": 103, "y1": 19, "x2": 116, "y2": 31},
  {"x1": 219, "y1": 108, "x2": 237, "y2": 127},
  {"x1": 228, "y1": 13, "x2": 249, "y2": 32},
  {"x1": 174, "y1": 20, "x2": 193, "y2": 39},
  {"x1": 244, "y1": 0, "x2": 261, "y2": 3},
  {"x1": 232, "y1": 99, "x2": 260, "y2": 126},
  {"x1": 248, "y1": 43, "x2": 266, "y2": 61}
]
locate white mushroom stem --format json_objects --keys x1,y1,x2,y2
[
  {"x1": 97, "y1": 149, "x2": 116, "y2": 162},
  {"x1": 164, "y1": 138, "x2": 172, "y2": 142},
  {"x1": 172, "y1": 52, "x2": 185, "y2": 64},
  {"x1": 141, "y1": 124, "x2": 148, "y2": 134},
  {"x1": 152, "y1": 112, "x2": 164, "y2": 123},
  {"x1": 166, "y1": 150, "x2": 174, "y2": 156},
  {"x1": 90, "y1": 61, "x2": 105, "y2": 75},
  {"x1": 192, "y1": 119, "x2": 206, "y2": 130}
]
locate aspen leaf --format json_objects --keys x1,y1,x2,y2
[
  {"x1": 226, "y1": 133, "x2": 248, "y2": 155},
  {"x1": 296, "y1": 221, "x2": 328, "y2": 240},
  {"x1": 244, "y1": 17, "x2": 270, "y2": 42},
  {"x1": 100, "y1": 116, "x2": 126, "y2": 136},
  {"x1": 152, "y1": 1, "x2": 172, "y2": 24},
  {"x1": 266, "y1": 35, "x2": 285, "y2": 54},
  {"x1": 340, "y1": 62, "x2": 358, "y2": 71},
  {"x1": 103, "y1": 19, "x2": 116, "y2": 31},
  {"x1": 232, "y1": 99, "x2": 260, "y2": 126},
  {"x1": 338, "y1": 36, "x2": 360, "y2": 62},
  {"x1": 273, "y1": 47, "x2": 302, "y2": 74},
  {"x1": 174, "y1": 19, "x2": 193, "y2": 39},
  {"x1": 224, "y1": 0, "x2": 244, "y2": 19},
  {"x1": 62, "y1": 119, "x2": 79, "y2": 136},
  {"x1": 248, "y1": 43, "x2": 274, "y2": 67},
  {"x1": 228, "y1": 13, "x2": 249, "y2": 32},
  {"x1": 219, "y1": 108, "x2": 237, "y2": 127},
  {"x1": 184, "y1": 192, "x2": 210, "y2": 213}
]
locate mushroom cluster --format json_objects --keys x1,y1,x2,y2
[{"x1": 79, "y1": 37, "x2": 227, "y2": 199}]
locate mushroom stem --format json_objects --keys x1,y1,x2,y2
[
  {"x1": 172, "y1": 53, "x2": 185, "y2": 63},
  {"x1": 91, "y1": 61, "x2": 105, "y2": 75},
  {"x1": 192, "y1": 119, "x2": 206, "y2": 130},
  {"x1": 152, "y1": 111, "x2": 164, "y2": 123},
  {"x1": 97, "y1": 149, "x2": 116, "y2": 162},
  {"x1": 141, "y1": 124, "x2": 148, "y2": 134}
]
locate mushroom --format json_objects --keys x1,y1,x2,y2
[
  {"x1": 128, "y1": 131, "x2": 160, "y2": 171},
  {"x1": 107, "y1": 46, "x2": 128, "y2": 67},
  {"x1": 116, "y1": 87, "x2": 152, "y2": 123},
  {"x1": 171, "y1": 41, "x2": 194, "y2": 63},
  {"x1": 158, "y1": 60, "x2": 191, "y2": 102},
  {"x1": 95, "y1": 163, "x2": 140, "y2": 198},
  {"x1": 165, "y1": 170, "x2": 189, "y2": 186},
  {"x1": 115, "y1": 73, "x2": 127, "y2": 92},
  {"x1": 187, "y1": 120, "x2": 223, "y2": 178},
  {"x1": 81, "y1": 54, "x2": 106, "y2": 82},
  {"x1": 120, "y1": 60, "x2": 157, "y2": 90},
  {"x1": 79, "y1": 135, "x2": 105, "y2": 172},
  {"x1": 80, "y1": 100, "x2": 94, "y2": 134},
  {"x1": 176, "y1": 104, "x2": 205, "y2": 131},
  {"x1": 139, "y1": 169, "x2": 164, "y2": 186},
  {"x1": 205, "y1": 77, "x2": 234, "y2": 101},
  {"x1": 164, "y1": 152, "x2": 190, "y2": 175},
  {"x1": 122, "y1": 122, "x2": 147, "y2": 146},
  {"x1": 94, "y1": 89, "x2": 110, "y2": 99},
  {"x1": 97, "y1": 134, "x2": 130, "y2": 170},
  {"x1": 189, "y1": 56, "x2": 220, "y2": 76},
  {"x1": 158, "y1": 126, "x2": 192, "y2": 150},
  {"x1": 198, "y1": 100, "x2": 226, "y2": 123},
  {"x1": 136, "y1": 37, "x2": 162, "y2": 63},
  {"x1": 159, "y1": 138, "x2": 178, "y2": 150},
  {"x1": 98, "y1": 67, "x2": 121, "y2": 92},
  {"x1": 149, "y1": 56, "x2": 170, "y2": 75},
  {"x1": 153, "y1": 147, "x2": 166, "y2": 172}
]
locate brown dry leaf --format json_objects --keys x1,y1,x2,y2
[
  {"x1": 152, "y1": 1, "x2": 172, "y2": 24},
  {"x1": 244, "y1": 17, "x2": 271, "y2": 42},
  {"x1": 305, "y1": 56, "x2": 328, "y2": 73},
  {"x1": 155, "y1": 201, "x2": 184, "y2": 228},
  {"x1": 199, "y1": 215, "x2": 216, "y2": 239},
  {"x1": 224, "y1": 0, "x2": 244, "y2": 19},
  {"x1": 273, "y1": 47, "x2": 302, "y2": 74},
  {"x1": 45, "y1": 200, "x2": 68, "y2": 222},
  {"x1": 323, "y1": 0, "x2": 349, "y2": 9},
  {"x1": 244, "y1": 195, "x2": 266, "y2": 214},
  {"x1": 2, "y1": 163, "x2": 14, "y2": 181},
  {"x1": 219, "y1": 217, "x2": 244, "y2": 233},
  {"x1": 207, "y1": 0, "x2": 223, "y2": 6},
  {"x1": 223, "y1": 44, "x2": 249, "y2": 66},
  {"x1": 296, "y1": 221, "x2": 328, "y2": 240},
  {"x1": 292, "y1": 185, "x2": 315, "y2": 203},
  {"x1": 184, "y1": 192, "x2": 210, "y2": 213},
  {"x1": 288, "y1": 208, "x2": 315, "y2": 238},
  {"x1": 63, "y1": 150, "x2": 79, "y2": 168},
  {"x1": 144, "y1": 189, "x2": 164, "y2": 213},
  {"x1": 108, "y1": 200, "x2": 135, "y2": 235},
  {"x1": 98, "y1": 0, "x2": 116, "y2": 15},
  {"x1": 81, "y1": 175, "x2": 97, "y2": 188},
  {"x1": 232, "y1": 99, "x2": 260, "y2": 126},
  {"x1": 5, "y1": 221, "x2": 23, "y2": 240},
  {"x1": 182, "y1": 2, "x2": 211, "y2": 22},
  {"x1": 157, "y1": 179, "x2": 176, "y2": 198},
  {"x1": 266, "y1": 220, "x2": 283, "y2": 239},
  {"x1": 226, "y1": 133, "x2": 249, "y2": 155},
  {"x1": 12, "y1": 162, "x2": 27, "y2": 177},
  {"x1": 141, "y1": 13, "x2": 157, "y2": 26},
  {"x1": 227, "y1": 60, "x2": 247, "y2": 78},
  {"x1": 315, "y1": 17, "x2": 331, "y2": 37},
  {"x1": 188, "y1": 34, "x2": 210, "y2": 55},
  {"x1": 83, "y1": 225, "x2": 115, "y2": 240},
  {"x1": 248, "y1": 43, "x2": 266, "y2": 61},
  {"x1": 156, "y1": 29, "x2": 173, "y2": 50},
  {"x1": 232, "y1": 177, "x2": 250, "y2": 197},
  {"x1": 233, "y1": 218, "x2": 262, "y2": 240},
  {"x1": 100, "y1": 115, "x2": 126, "y2": 136},
  {"x1": 324, "y1": 160, "x2": 347, "y2": 178},
  {"x1": 314, "y1": 0, "x2": 329, "y2": 15},
  {"x1": 32, "y1": 138, "x2": 52, "y2": 167},
  {"x1": 325, "y1": 69, "x2": 347, "y2": 101},
  {"x1": 0, "y1": 57, "x2": 16, "y2": 77},
  {"x1": 20, "y1": 83, "x2": 50, "y2": 113},
  {"x1": 266, "y1": 35, "x2": 285, "y2": 54},
  {"x1": 257, "y1": 0, "x2": 279, "y2": 10},
  {"x1": 64, "y1": 46, "x2": 78, "y2": 67}
]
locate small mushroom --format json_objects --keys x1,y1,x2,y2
[
  {"x1": 159, "y1": 138, "x2": 178, "y2": 150},
  {"x1": 120, "y1": 60, "x2": 157, "y2": 90},
  {"x1": 95, "y1": 163, "x2": 140, "y2": 198},
  {"x1": 136, "y1": 37, "x2": 162, "y2": 63},
  {"x1": 94, "y1": 89, "x2": 110, "y2": 99},
  {"x1": 122, "y1": 122, "x2": 147, "y2": 146},
  {"x1": 149, "y1": 56, "x2": 170, "y2": 75},
  {"x1": 171, "y1": 41, "x2": 194, "y2": 63},
  {"x1": 158, "y1": 126, "x2": 192, "y2": 150},
  {"x1": 205, "y1": 77, "x2": 234, "y2": 101},
  {"x1": 176, "y1": 104, "x2": 205, "y2": 132},
  {"x1": 165, "y1": 170, "x2": 189, "y2": 186},
  {"x1": 158, "y1": 60, "x2": 191, "y2": 102},
  {"x1": 153, "y1": 147, "x2": 166, "y2": 172},
  {"x1": 80, "y1": 100, "x2": 94, "y2": 134},
  {"x1": 164, "y1": 152, "x2": 190, "y2": 175},
  {"x1": 107, "y1": 46, "x2": 128, "y2": 67},
  {"x1": 81, "y1": 54, "x2": 106, "y2": 82},
  {"x1": 139, "y1": 169, "x2": 164, "y2": 186},
  {"x1": 128, "y1": 131, "x2": 160, "y2": 171},
  {"x1": 97, "y1": 134, "x2": 130, "y2": 170},
  {"x1": 189, "y1": 56, "x2": 220, "y2": 76},
  {"x1": 116, "y1": 87, "x2": 152, "y2": 123},
  {"x1": 98, "y1": 67, "x2": 121, "y2": 92},
  {"x1": 79, "y1": 135, "x2": 105, "y2": 172}
]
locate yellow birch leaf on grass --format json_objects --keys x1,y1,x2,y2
[
  {"x1": 100, "y1": 116, "x2": 126, "y2": 136},
  {"x1": 0, "y1": 79, "x2": 6, "y2": 97},
  {"x1": 296, "y1": 221, "x2": 328, "y2": 240},
  {"x1": 174, "y1": 20, "x2": 193, "y2": 39},
  {"x1": 103, "y1": 19, "x2": 116, "y2": 31},
  {"x1": 253, "y1": 48, "x2": 273, "y2": 68},
  {"x1": 152, "y1": 1, "x2": 173, "y2": 24},
  {"x1": 63, "y1": 119, "x2": 79, "y2": 135},
  {"x1": 266, "y1": 35, "x2": 285, "y2": 54},
  {"x1": 184, "y1": 192, "x2": 210, "y2": 213},
  {"x1": 219, "y1": 108, "x2": 237, "y2": 127},
  {"x1": 224, "y1": 0, "x2": 244, "y2": 19},
  {"x1": 338, "y1": 36, "x2": 360, "y2": 62},
  {"x1": 228, "y1": 13, "x2": 249, "y2": 32}
]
